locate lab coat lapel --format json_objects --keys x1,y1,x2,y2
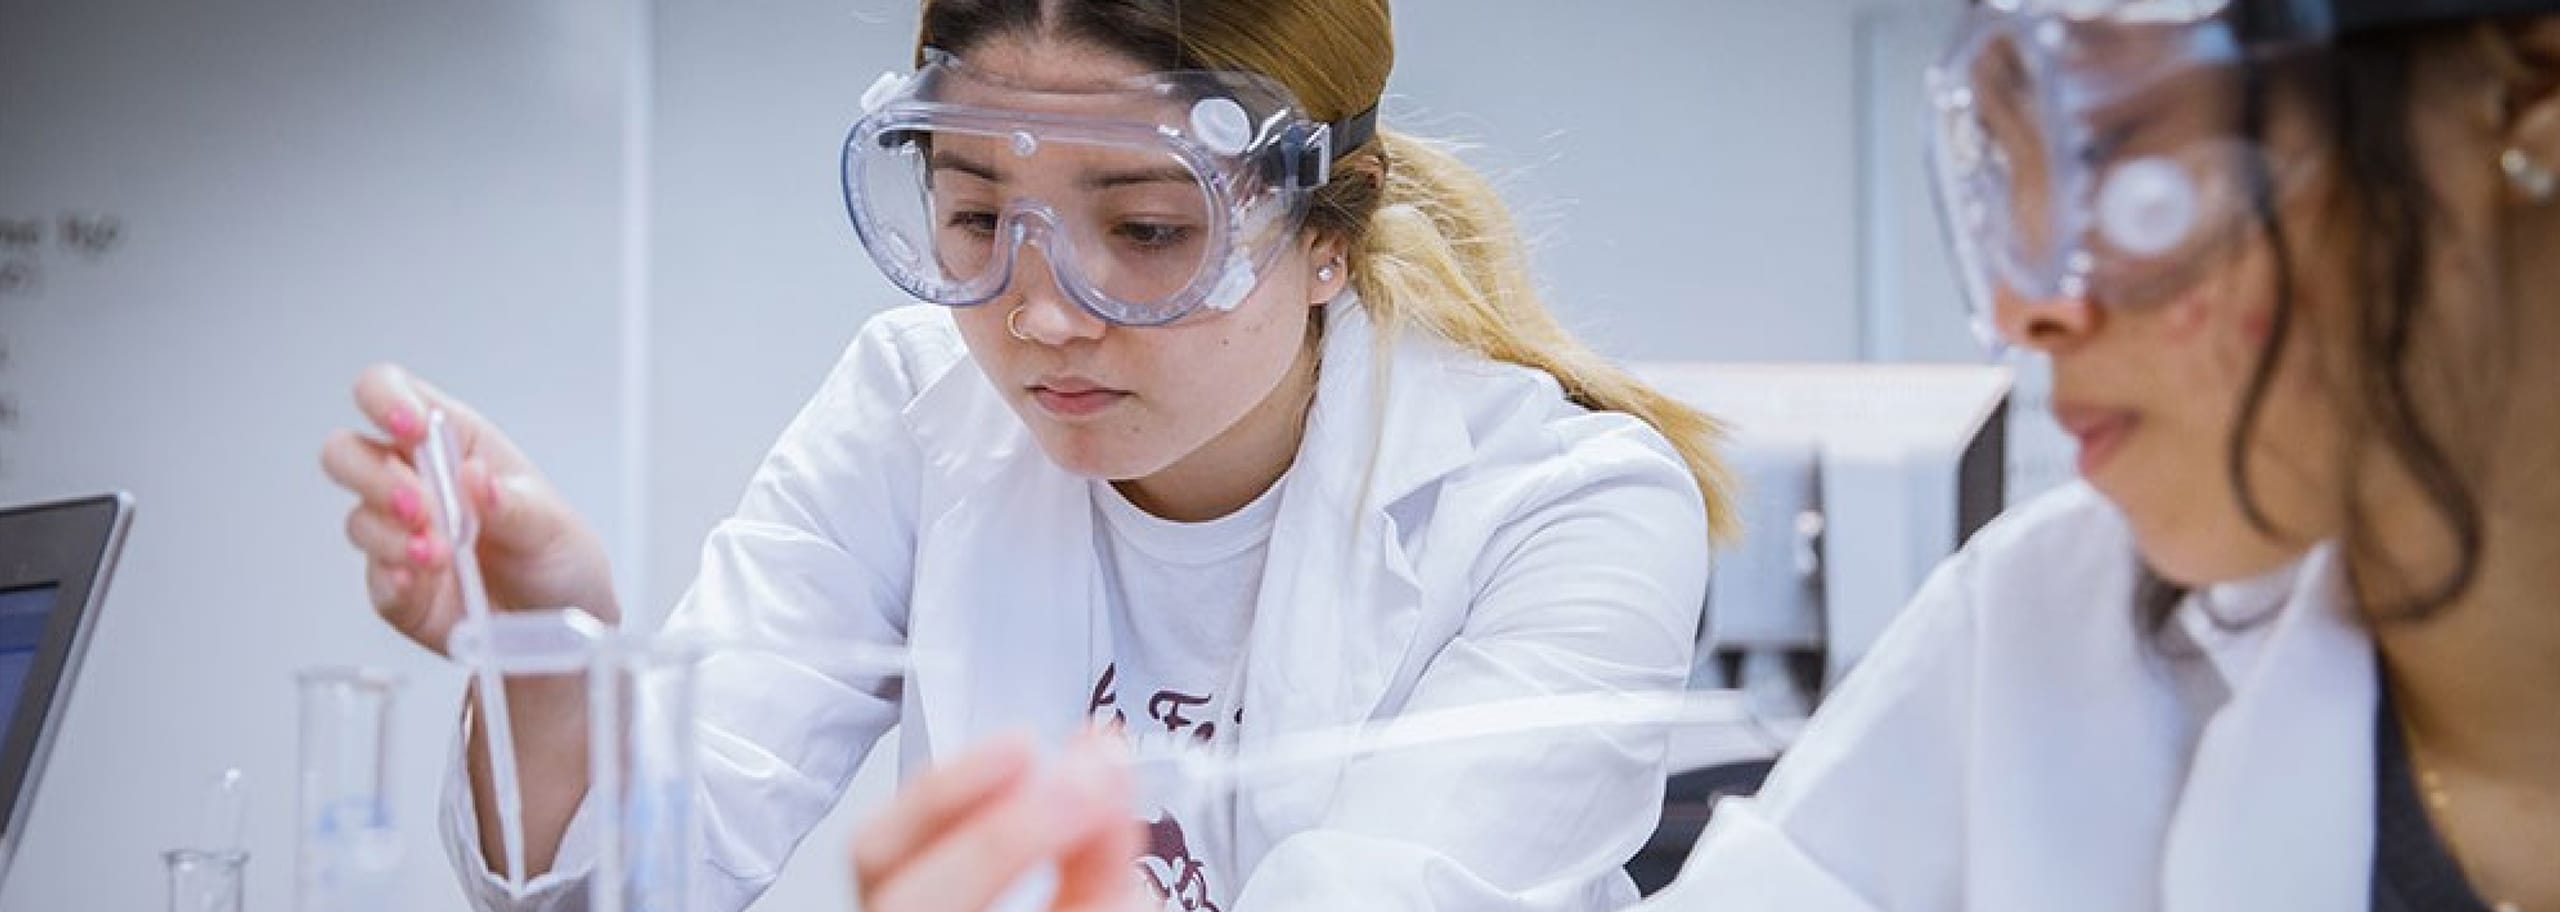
[
  {"x1": 2160, "y1": 544, "x2": 2375, "y2": 910},
  {"x1": 1234, "y1": 298, "x2": 1474, "y2": 861},
  {"x1": 901, "y1": 350, "x2": 1100, "y2": 761}
]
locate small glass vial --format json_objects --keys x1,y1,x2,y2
[{"x1": 163, "y1": 848, "x2": 247, "y2": 912}]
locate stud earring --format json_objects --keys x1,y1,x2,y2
[{"x1": 2503, "y1": 147, "x2": 2556, "y2": 204}]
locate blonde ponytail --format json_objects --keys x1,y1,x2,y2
[{"x1": 1344, "y1": 131, "x2": 1739, "y2": 543}]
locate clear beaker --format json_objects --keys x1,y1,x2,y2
[
  {"x1": 162, "y1": 848, "x2": 247, "y2": 912},
  {"x1": 295, "y1": 667, "x2": 405, "y2": 912},
  {"x1": 588, "y1": 635, "x2": 701, "y2": 912},
  {"x1": 450, "y1": 608, "x2": 701, "y2": 912}
]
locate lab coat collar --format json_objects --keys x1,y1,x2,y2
[
  {"x1": 891, "y1": 295, "x2": 1480, "y2": 762},
  {"x1": 902, "y1": 346, "x2": 1097, "y2": 756},
  {"x1": 1230, "y1": 295, "x2": 1484, "y2": 859},
  {"x1": 2161, "y1": 542, "x2": 2376, "y2": 910},
  {"x1": 1295, "y1": 292, "x2": 1479, "y2": 515}
]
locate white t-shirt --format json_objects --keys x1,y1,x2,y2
[{"x1": 1087, "y1": 475, "x2": 1284, "y2": 912}]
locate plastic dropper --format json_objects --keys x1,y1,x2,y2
[{"x1": 418, "y1": 408, "x2": 529, "y2": 892}]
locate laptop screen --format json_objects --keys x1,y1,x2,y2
[
  {"x1": 0, "y1": 587, "x2": 55, "y2": 729},
  {"x1": 0, "y1": 492, "x2": 130, "y2": 886}
]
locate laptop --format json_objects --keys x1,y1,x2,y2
[{"x1": 0, "y1": 493, "x2": 133, "y2": 888}]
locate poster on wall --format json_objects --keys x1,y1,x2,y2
[{"x1": 0, "y1": 211, "x2": 127, "y2": 481}]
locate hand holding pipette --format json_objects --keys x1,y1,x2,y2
[
  {"x1": 323, "y1": 365, "x2": 621, "y2": 650},
  {"x1": 321, "y1": 365, "x2": 625, "y2": 888}
]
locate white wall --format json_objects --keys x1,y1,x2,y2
[
  {"x1": 1393, "y1": 1, "x2": 1871, "y2": 361},
  {"x1": 640, "y1": 5, "x2": 920, "y2": 907},
  {"x1": 0, "y1": 1, "x2": 637, "y2": 909},
  {"x1": 0, "y1": 2, "x2": 2030, "y2": 911}
]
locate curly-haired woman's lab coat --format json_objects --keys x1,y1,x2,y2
[
  {"x1": 440, "y1": 298, "x2": 1712, "y2": 911},
  {"x1": 1647, "y1": 484, "x2": 2381, "y2": 911}
]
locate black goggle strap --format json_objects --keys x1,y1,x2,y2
[
  {"x1": 2244, "y1": 0, "x2": 2560, "y2": 42},
  {"x1": 1266, "y1": 101, "x2": 1380, "y2": 190}
]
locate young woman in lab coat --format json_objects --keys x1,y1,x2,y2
[
  {"x1": 1641, "y1": 2, "x2": 2560, "y2": 909},
  {"x1": 317, "y1": 1, "x2": 1735, "y2": 909}
]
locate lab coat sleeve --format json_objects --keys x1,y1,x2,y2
[
  {"x1": 1636, "y1": 545, "x2": 1984, "y2": 912},
  {"x1": 436, "y1": 312, "x2": 933, "y2": 911},
  {"x1": 1232, "y1": 426, "x2": 1711, "y2": 912},
  {"x1": 440, "y1": 696, "x2": 607, "y2": 912}
]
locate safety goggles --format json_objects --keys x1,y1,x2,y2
[
  {"x1": 842, "y1": 50, "x2": 1376, "y2": 326},
  {"x1": 1925, "y1": 0, "x2": 2558, "y2": 346}
]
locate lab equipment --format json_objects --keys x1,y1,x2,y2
[
  {"x1": 163, "y1": 849, "x2": 247, "y2": 912},
  {"x1": 1635, "y1": 363, "x2": 2009, "y2": 719},
  {"x1": 1690, "y1": 439, "x2": 1824, "y2": 720},
  {"x1": 1616, "y1": 363, "x2": 2012, "y2": 893},
  {"x1": 446, "y1": 609, "x2": 714, "y2": 912},
  {"x1": 476, "y1": 618, "x2": 1770, "y2": 815},
  {"x1": 415, "y1": 407, "x2": 530, "y2": 892},
  {"x1": 591, "y1": 634, "x2": 700, "y2": 912},
  {"x1": 455, "y1": 615, "x2": 1765, "y2": 905},
  {"x1": 163, "y1": 767, "x2": 250, "y2": 912},
  {"x1": 295, "y1": 667, "x2": 404, "y2": 912},
  {"x1": 444, "y1": 606, "x2": 922, "y2": 909},
  {"x1": 464, "y1": 618, "x2": 1714, "y2": 804},
  {"x1": 842, "y1": 49, "x2": 1376, "y2": 325},
  {"x1": 989, "y1": 688, "x2": 1789, "y2": 912},
  {"x1": 197, "y1": 767, "x2": 249, "y2": 853},
  {"x1": 1119, "y1": 688, "x2": 1789, "y2": 792}
]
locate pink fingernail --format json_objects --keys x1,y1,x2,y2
[
  {"x1": 387, "y1": 407, "x2": 419, "y2": 440},
  {"x1": 407, "y1": 534, "x2": 436, "y2": 567},
  {"x1": 391, "y1": 487, "x2": 421, "y2": 525}
]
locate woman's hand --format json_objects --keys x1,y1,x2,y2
[
  {"x1": 852, "y1": 733, "x2": 1142, "y2": 912},
  {"x1": 322, "y1": 364, "x2": 622, "y2": 877},
  {"x1": 319, "y1": 364, "x2": 618, "y2": 652}
]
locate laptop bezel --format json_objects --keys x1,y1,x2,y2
[{"x1": 0, "y1": 492, "x2": 134, "y2": 884}]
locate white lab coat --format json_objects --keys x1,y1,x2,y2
[
  {"x1": 1643, "y1": 483, "x2": 2379, "y2": 911},
  {"x1": 444, "y1": 298, "x2": 1712, "y2": 911}
]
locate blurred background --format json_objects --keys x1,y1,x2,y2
[{"x1": 0, "y1": 1, "x2": 2066, "y2": 908}]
